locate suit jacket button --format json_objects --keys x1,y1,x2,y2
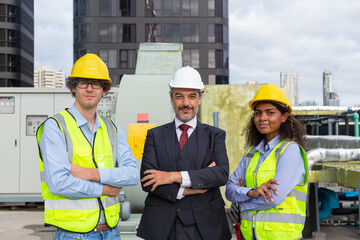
[
  {"x1": 168, "y1": 195, "x2": 172, "y2": 199},
  {"x1": 177, "y1": 208, "x2": 181, "y2": 212}
]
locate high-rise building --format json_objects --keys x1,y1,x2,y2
[
  {"x1": 34, "y1": 66, "x2": 64, "y2": 88},
  {"x1": 73, "y1": 0, "x2": 229, "y2": 86},
  {"x1": 0, "y1": 0, "x2": 34, "y2": 87},
  {"x1": 323, "y1": 71, "x2": 340, "y2": 106},
  {"x1": 280, "y1": 72, "x2": 299, "y2": 106}
]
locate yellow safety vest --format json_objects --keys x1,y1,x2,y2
[
  {"x1": 241, "y1": 139, "x2": 308, "y2": 240},
  {"x1": 36, "y1": 109, "x2": 120, "y2": 233}
]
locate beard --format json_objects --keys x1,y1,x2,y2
[{"x1": 174, "y1": 105, "x2": 199, "y2": 122}]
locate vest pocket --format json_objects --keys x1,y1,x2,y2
[
  {"x1": 74, "y1": 147, "x2": 93, "y2": 167},
  {"x1": 95, "y1": 154, "x2": 113, "y2": 168}
]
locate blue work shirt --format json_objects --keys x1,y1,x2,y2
[
  {"x1": 225, "y1": 135, "x2": 305, "y2": 211},
  {"x1": 39, "y1": 104, "x2": 139, "y2": 223}
]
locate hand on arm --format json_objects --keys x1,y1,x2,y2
[
  {"x1": 102, "y1": 184, "x2": 122, "y2": 197},
  {"x1": 141, "y1": 170, "x2": 182, "y2": 192},
  {"x1": 70, "y1": 164, "x2": 100, "y2": 182},
  {"x1": 244, "y1": 178, "x2": 279, "y2": 203}
]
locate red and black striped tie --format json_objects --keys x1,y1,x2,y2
[{"x1": 179, "y1": 124, "x2": 191, "y2": 150}]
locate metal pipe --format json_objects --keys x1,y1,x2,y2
[
  {"x1": 307, "y1": 148, "x2": 360, "y2": 170},
  {"x1": 306, "y1": 135, "x2": 360, "y2": 150},
  {"x1": 347, "y1": 112, "x2": 359, "y2": 137},
  {"x1": 212, "y1": 111, "x2": 219, "y2": 128}
]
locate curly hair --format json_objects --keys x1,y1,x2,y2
[
  {"x1": 66, "y1": 78, "x2": 112, "y2": 97},
  {"x1": 244, "y1": 101, "x2": 307, "y2": 148}
]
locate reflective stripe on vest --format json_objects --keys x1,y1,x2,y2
[
  {"x1": 241, "y1": 139, "x2": 309, "y2": 240},
  {"x1": 45, "y1": 196, "x2": 119, "y2": 210},
  {"x1": 37, "y1": 109, "x2": 120, "y2": 233}
]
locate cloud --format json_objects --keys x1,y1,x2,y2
[
  {"x1": 229, "y1": 0, "x2": 360, "y2": 106},
  {"x1": 34, "y1": 0, "x2": 73, "y2": 75}
]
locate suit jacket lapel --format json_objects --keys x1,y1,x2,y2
[
  {"x1": 196, "y1": 121, "x2": 209, "y2": 169},
  {"x1": 164, "y1": 121, "x2": 177, "y2": 170}
]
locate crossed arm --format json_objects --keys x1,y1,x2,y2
[
  {"x1": 70, "y1": 164, "x2": 122, "y2": 197},
  {"x1": 41, "y1": 118, "x2": 139, "y2": 199},
  {"x1": 141, "y1": 161, "x2": 216, "y2": 195},
  {"x1": 140, "y1": 128, "x2": 228, "y2": 200}
]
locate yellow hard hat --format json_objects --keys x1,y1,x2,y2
[
  {"x1": 68, "y1": 53, "x2": 111, "y2": 82},
  {"x1": 248, "y1": 84, "x2": 292, "y2": 113}
]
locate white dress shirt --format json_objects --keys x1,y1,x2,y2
[{"x1": 174, "y1": 116, "x2": 197, "y2": 199}]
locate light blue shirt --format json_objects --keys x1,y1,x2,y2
[
  {"x1": 39, "y1": 104, "x2": 139, "y2": 222},
  {"x1": 225, "y1": 135, "x2": 305, "y2": 211}
]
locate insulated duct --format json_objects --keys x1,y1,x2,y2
[{"x1": 307, "y1": 148, "x2": 360, "y2": 170}]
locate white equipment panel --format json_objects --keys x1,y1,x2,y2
[
  {"x1": 26, "y1": 115, "x2": 48, "y2": 136},
  {"x1": 0, "y1": 96, "x2": 15, "y2": 114}
]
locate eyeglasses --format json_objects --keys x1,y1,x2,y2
[{"x1": 75, "y1": 81, "x2": 105, "y2": 89}]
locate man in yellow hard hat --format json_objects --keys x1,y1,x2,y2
[
  {"x1": 137, "y1": 66, "x2": 232, "y2": 240},
  {"x1": 36, "y1": 53, "x2": 139, "y2": 240}
]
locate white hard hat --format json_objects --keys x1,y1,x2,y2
[{"x1": 169, "y1": 66, "x2": 204, "y2": 91}]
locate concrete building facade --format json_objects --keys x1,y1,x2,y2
[
  {"x1": 0, "y1": 0, "x2": 34, "y2": 87},
  {"x1": 34, "y1": 66, "x2": 64, "y2": 88},
  {"x1": 323, "y1": 71, "x2": 340, "y2": 106},
  {"x1": 73, "y1": 0, "x2": 229, "y2": 86},
  {"x1": 280, "y1": 72, "x2": 299, "y2": 106}
]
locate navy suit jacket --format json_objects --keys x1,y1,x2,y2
[{"x1": 137, "y1": 121, "x2": 232, "y2": 240}]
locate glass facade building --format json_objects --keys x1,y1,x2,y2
[
  {"x1": 73, "y1": 0, "x2": 229, "y2": 86},
  {"x1": 0, "y1": 0, "x2": 34, "y2": 87}
]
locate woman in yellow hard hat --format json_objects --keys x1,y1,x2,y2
[{"x1": 225, "y1": 84, "x2": 309, "y2": 240}]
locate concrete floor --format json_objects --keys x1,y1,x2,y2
[{"x1": 0, "y1": 209, "x2": 359, "y2": 240}]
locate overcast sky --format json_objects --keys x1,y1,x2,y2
[{"x1": 34, "y1": 0, "x2": 360, "y2": 106}]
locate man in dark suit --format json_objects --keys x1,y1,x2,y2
[{"x1": 137, "y1": 66, "x2": 232, "y2": 240}]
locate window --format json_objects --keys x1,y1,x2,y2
[
  {"x1": 209, "y1": 24, "x2": 226, "y2": 43},
  {"x1": 223, "y1": 49, "x2": 229, "y2": 69},
  {"x1": 0, "y1": 54, "x2": 6, "y2": 71},
  {"x1": 208, "y1": 24, "x2": 215, "y2": 42},
  {"x1": 215, "y1": 24, "x2": 223, "y2": 42},
  {"x1": 164, "y1": 24, "x2": 180, "y2": 42},
  {"x1": 74, "y1": 25, "x2": 78, "y2": 43},
  {"x1": 100, "y1": 0, "x2": 117, "y2": 16},
  {"x1": 79, "y1": 0, "x2": 90, "y2": 16},
  {"x1": 164, "y1": 0, "x2": 179, "y2": 16},
  {"x1": 120, "y1": 0, "x2": 136, "y2": 16},
  {"x1": 223, "y1": 0, "x2": 228, "y2": 18},
  {"x1": 208, "y1": 0, "x2": 215, "y2": 16},
  {"x1": 215, "y1": 0, "x2": 223, "y2": 17},
  {"x1": 74, "y1": 50, "x2": 90, "y2": 62},
  {"x1": 209, "y1": 49, "x2": 227, "y2": 69},
  {"x1": 145, "y1": 0, "x2": 162, "y2": 17},
  {"x1": 119, "y1": 24, "x2": 136, "y2": 42},
  {"x1": 100, "y1": 49, "x2": 118, "y2": 69},
  {"x1": 216, "y1": 75, "x2": 228, "y2": 84},
  {"x1": 208, "y1": 49, "x2": 215, "y2": 68},
  {"x1": 208, "y1": 75, "x2": 216, "y2": 85},
  {"x1": 182, "y1": 24, "x2": 199, "y2": 42},
  {"x1": 183, "y1": 49, "x2": 199, "y2": 68},
  {"x1": 120, "y1": 50, "x2": 137, "y2": 68},
  {"x1": 182, "y1": 0, "x2": 198, "y2": 16},
  {"x1": 145, "y1": 23, "x2": 162, "y2": 42},
  {"x1": 99, "y1": 23, "x2": 117, "y2": 42},
  {"x1": 79, "y1": 24, "x2": 90, "y2": 42},
  {"x1": 215, "y1": 49, "x2": 223, "y2": 68},
  {"x1": 209, "y1": 0, "x2": 223, "y2": 17},
  {"x1": 223, "y1": 24, "x2": 228, "y2": 43}
]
